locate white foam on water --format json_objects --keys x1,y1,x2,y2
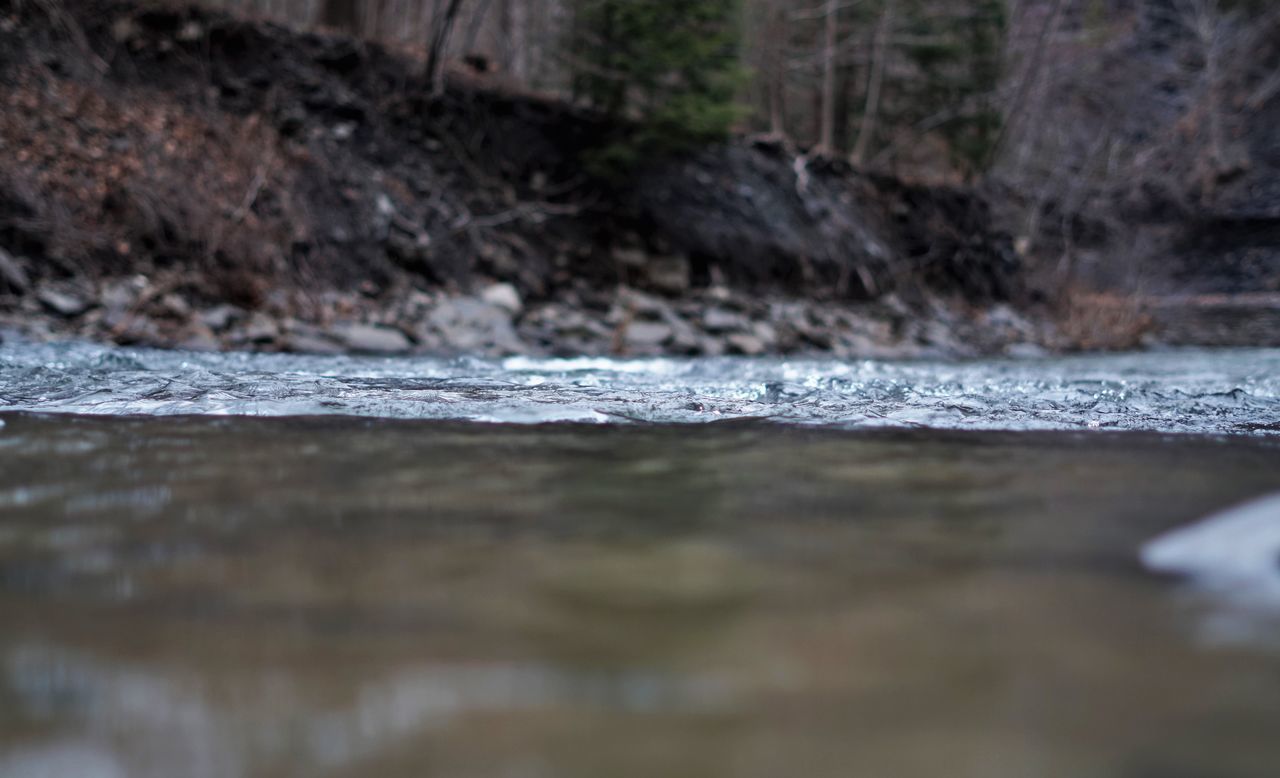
[{"x1": 1, "y1": 338, "x2": 1278, "y2": 435}]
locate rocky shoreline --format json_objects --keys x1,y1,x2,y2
[
  {"x1": 0, "y1": 262, "x2": 1053, "y2": 358},
  {"x1": 0, "y1": 1, "x2": 1065, "y2": 359}
]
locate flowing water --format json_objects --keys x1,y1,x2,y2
[{"x1": 2, "y1": 338, "x2": 1280, "y2": 778}]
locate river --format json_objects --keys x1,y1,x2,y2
[{"x1": 1, "y1": 338, "x2": 1279, "y2": 777}]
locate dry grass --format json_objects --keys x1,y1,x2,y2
[
  {"x1": 1055, "y1": 289, "x2": 1154, "y2": 351},
  {"x1": 0, "y1": 64, "x2": 299, "y2": 304}
]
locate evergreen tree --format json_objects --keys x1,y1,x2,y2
[
  {"x1": 886, "y1": 0, "x2": 1007, "y2": 176},
  {"x1": 566, "y1": 0, "x2": 744, "y2": 172}
]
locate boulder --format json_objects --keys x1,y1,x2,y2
[
  {"x1": 423, "y1": 297, "x2": 524, "y2": 355},
  {"x1": 726, "y1": 332, "x2": 767, "y2": 356},
  {"x1": 0, "y1": 249, "x2": 30, "y2": 294},
  {"x1": 624, "y1": 321, "x2": 673, "y2": 349},
  {"x1": 334, "y1": 323, "x2": 413, "y2": 354},
  {"x1": 480, "y1": 282, "x2": 523, "y2": 315},
  {"x1": 37, "y1": 287, "x2": 89, "y2": 317}
]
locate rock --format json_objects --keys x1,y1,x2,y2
[
  {"x1": 37, "y1": 288, "x2": 89, "y2": 317},
  {"x1": 110, "y1": 17, "x2": 140, "y2": 44},
  {"x1": 424, "y1": 297, "x2": 524, "y2": 355},
  {"x1": 385, "y1": 231, "x2": 432, "y2": 266},
  {"x1": 751, "y1": 321, "x2": 778, "y2": 345},
  {"x1": 334, "y1": 322, "x2": 413, "y2": 354},
  {"x1": 726, "y1": 332, "x2": 767, "y2": 356},
  {"x1": 99, "y1": 279, "x2": 138, "y2": 312},
  {"x1": 521, "y1": 304, "x2": 611, "y2": 346},
  {"x1": 617, "y1": 287, "x2": 674, "y2": 319},
  {"x1": 984, "y1": 303, "x2": 1037, "y2": 342},
  {"x1": 703, "y1": 307, "x2": 749, "y2": 333},
  {"x1": 480, "y1": 283, "x2": 522, "y2": 315},
  {"x1": 176, "y1": 324, "x2": 220, "y2": 352},
  {"x1": 0, "y1": 249, "x2": 30, "y2": 293},
  {"x1": 241, "y1": 312, "x2": 280, "y2": 343},
  {"x1": 665, "y1": 316, "x2": 703, "y2": 354},
  {"x1": 623, "y1": 321, "x2": 673, "y2": 349},
  {"x1": 1005, "y1": 342, "x2": 1049, "y2": 359},
  {"x1": 177, "y1": 21, "x2": 204, "y2": 42},
  {"x1": 286, "y1": 332, "x2": 346, "y2": 355},
  {"x1": 331, "y1": 122, "x2": 356, "y2": 141},
  {"x1": 201, "y1": 304, "x2": 244, "y2": 332},
  {"x1": 612, "y1": 247, "x2": 648, "y2": 269},
  {"x1": 158, "y1": 293, "x2": 191, "y2": 320},
  {"x1": 645, "y1": 255, "x2": 690, "y2": 296},
  {"x1": 698, "y1": 336, "x2": 727, "y2": 357}
]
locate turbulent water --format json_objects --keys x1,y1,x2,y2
[
  {"x1": 3, "y1": 337, "x2": 1280, "y2": 778},
  {"x1": 0, "y1": 337, "x2": 1278, "y2": 434}
]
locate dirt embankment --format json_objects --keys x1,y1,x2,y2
[{"x1": 0, "y1": 0, "x2": 1047, "y2": 358}]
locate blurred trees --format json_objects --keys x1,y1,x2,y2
[
  {"x1": 191, "y1": 0, "x2": 1275, "y2": 192},
  {"x1": 565, "y1": 0, "x2": 743, "y2": 169}
]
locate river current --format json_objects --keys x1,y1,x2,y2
[
  {"x1": 2, "y1": 338, "x2": 1280, "y2": 778},
  {"x1": 0, "y1": 338, "x2": 1278, "y2": 434}
]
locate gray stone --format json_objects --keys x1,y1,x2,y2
[
  {"x1": 158, "y1": 293, "x2": 192, "y2": 320},
  {"x1": 645, "y1": 255, "x2": 690, "y2": 295},
  {"x1": 624, "y1": 321, "x2": 673, "y2": 348},
  {"x1": 424, "y1": 298, "x2": 524, "y2": 355},
  {"x1": 241, "y1": 312, "x2": 280, "y2": 343},
  {"x1": 201, "y1": 305, "x2": 244, "y2": 332},
  {"x1": 335, "y1": 323, "x2": 413, "y2": 354},
  {"x1": 665, "y1": 316, "x2": 703, "y2": 354},
  {"x1": 0, "y1": 249, "x2": 30, "y2": 293},
  {"x1": 37, "y1": 288, "x2": 89, "y2": 317},
  {"x1": 177, "y1": 325, "x2": 221, "y2": 352},
  {"x1": 177, "y1": 21, "x2": 204, "y2": 42},
  {"x1": 100, "y1": 280, "x2": 138, "y2": 312},
  {"x1": 617, "y1": 288, "x2": 674, "y2": 319},
  {"x1": 611, "y1": 247, "x2": 647, "y2": 269},
  {"x1": 726, "y1": 333, "x2": 767, "y2": 356},
  {"x1": 703, "y1": 307, "x2": 749, "y2": 333},
  {"x1": 751, "y1": 320, "x2": 778, "y2": 346},
  {"x1": 287, "y1": 332, "x2": 346, "y2": 355},
  {"x1": 1005, "y1": 342, "x2": 1049, "y2": 359},
  {"x1": 480, "y1": 283, "x2": 522, "y2": 315},
  {"x1": 698, "y1": 336, "x2": 727, "y2": 357}
]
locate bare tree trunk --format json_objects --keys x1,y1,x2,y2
[
  {"x1": 500, "y1": 0, "x2": 529, "y2": 81},
  {"x1": 319, "y1": 0, "x2": 359, "y2": 32},
  {"x1": 994, "y1": 0, "x2": 1067, "y2": 175},
  {"x1": 463, "y1": 0, "x2": 497, "y2": 55},
  {"x1": 769, "y1": 68, "x2": 786, "y2": 137},
  {"x1": 425, "y1": 0, "x2": 465, "y2": 96},
  {"x1": 817, "y1": 0, "x2": 839, "y2": 153},
  {"x1": 755, "y1": 0, "x2": 788, "y2": 138},
  {"x1": 1192, "y1": 0, "x2": 1225, "y2": 168},
  {"x1": 852, "y1": 0, "x2": 894, "y2": 166}
]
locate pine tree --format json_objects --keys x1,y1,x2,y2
[
  {"x1": 566, "y1": 0, "x2": 744, "y2": 172},
  {"x1": 888, "y1": 0, "x2": 1007, "y2": 176}
]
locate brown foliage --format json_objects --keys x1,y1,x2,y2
[
  {"x1": 1056, "y1": 290, "x2": 1153, "y2": 351},
  {"x1": 0, "y1": 64, "x2": 300, "y2": 303}
]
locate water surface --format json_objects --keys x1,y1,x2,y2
[
  {"x1": 0, "y1": 339, "x2": 1277, "y2": 434},
  {"x1": 2, "y1": 341, "x2": 1280, "y2": 777}
]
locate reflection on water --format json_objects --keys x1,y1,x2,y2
[
  {"x1": 2, "y1": 643, "x2": 731, "y2": 778},
  {"x1": 1, "y1": 414, "x2": 1280, "y2": 777}
]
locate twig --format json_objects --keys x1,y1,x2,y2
[{"x1": 448, "y1": 200, "x2": 585, "y2": 236}]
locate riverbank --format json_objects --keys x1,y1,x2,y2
[
  {"x1": 1, "y1": 1, "x2": 1274, "y2": 358},
  {"x1": 0, "y1": 0, "x2": 1051, "y2": 358}
]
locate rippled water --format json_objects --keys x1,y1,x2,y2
[
  {"x1": 0, "y1": 338, "x2": 1278, "y2": 434},
  {"x1": 2, "y1": 339, "x2": 1280, "y2": 777}
]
